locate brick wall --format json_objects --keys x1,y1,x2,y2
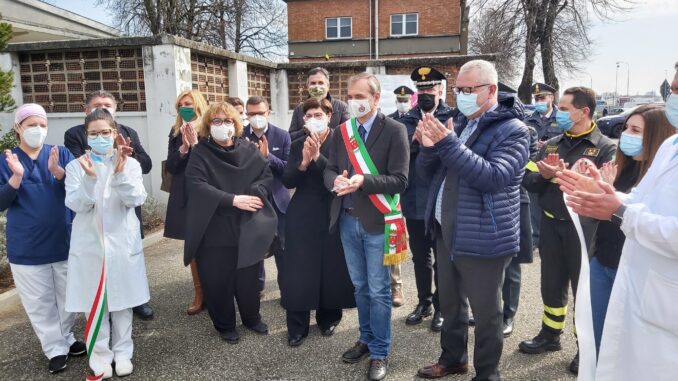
[
  {"x1": 287, "y1": 66, "x2": 367, "y2": 110},
  {"x1": 191, "y1": 52, "x2": 229, "y2": 103},
  {"x1": 19, "y1": 47, "x2": 146, "y2": 112},
  {"x1": 378, "y1": 0, "x2": 461, "y2": 37},
  {"x1": 247, "y1": 65, "x2": 272, "y2": 109}
]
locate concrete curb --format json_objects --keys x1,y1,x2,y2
[{"x1": 0, "y1": 228, "x2": 167, "y2": 312}]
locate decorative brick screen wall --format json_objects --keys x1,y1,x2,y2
[
  {"x1": 191, "y1": 52, "x2": 230, "y2": 103},
  {"x1": 247, "y1": 65, "x2": 272, "y2": 108},
  {"x1": 286, "y1": 66, "x2": 367, "y2": 110},
  {"x1": 19, "y1": 48, "x2": 146, "y2": 112}
]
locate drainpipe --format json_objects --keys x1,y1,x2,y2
[
  {"x1": 369, "y1": 0, "x2": 372, "y2": 60},
  {"x1": 375, "y1": 0, "x2": 379, "y2": 60}
]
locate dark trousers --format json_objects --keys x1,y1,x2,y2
[
  {"x1": 406, "y1": 218, "x2": 439, "y2": 310},
  {"x1": 259, "y1": 204, "x2": 285, "y2": 291},
  {"x1": 539, "y1": 217, "x2": 581, "y2": 335},
  {"x1": 435, "y1": 224, "x2": 510, "y2": 381},
  {"x1": 528, "y1": 192, "x2": 541, "y2": 247},
  {"x1": 195, "y1": 245, "x2": 262, "y2": 332},
  {"x1": 502, "y1": 258, "x2": 521, "y2": 320},
  {"x1": 286, "y1": 308, "x2": 343, "y2": 337}
]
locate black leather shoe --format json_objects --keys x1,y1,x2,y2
[
  {"x1": 430, "y1": 311, "x2": 443, "y2": 332},
  {"x1": 288, "y1": 334, "x2": 306, "y2": 347},
  {"x1": 320, "y1": 322, "x2": 339, "y2": 336},
  {"x1": 503, "y1": 318, "x2": 514, "y2": 337},
  {"x1": 69, "y1": 341, "x2": 87, "y2": 356},
  {"x1": 368, "y1": 359, "x2": 387, "y2": 381},
  {"x1": 219, "y1": 329, "x2": 240, "y2": 344},
  {"x1": 48, "y1": 355, "x2": 68, "y2": 373},
  {"x1": 245, "y1": 321, "x2": 269, "y2": 335},
  {"x1": 406, "y1": 304, "x2": 433, "y2": 325},
  {"x1": 132, "y1": 303, "x2": 154, "y2": 320},
  {"x1": 342, "y1": 341, "x2": 369, "y2": 363},
  {"x1": 518, "y1": 330, "x2": 562, "y2": 354},
  {"x1": 569, "y1": 351, "x2": 579, "y2": 374}
]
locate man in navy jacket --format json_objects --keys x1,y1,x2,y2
[{"x1": 415, "y1": 60, "x2": 529, "y2": 381}]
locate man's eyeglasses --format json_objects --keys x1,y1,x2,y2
[
  {"x1": 211, "y1": 118, "x2": 234, "y2": 126},
  {"x1": 87, "y1": 129, "x2": 114, "y2": 138},
  {"x1": 453, "y1": 84, "x2": 490, "y2": 95}
]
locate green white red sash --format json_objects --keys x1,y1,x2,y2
[
  {"x1": 339, "y1": 118, "x2": 408, "y2": 265},
  {"x1": 84, "y1": 206, "x2": 107, "y2": 381}
]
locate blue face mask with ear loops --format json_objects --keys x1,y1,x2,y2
[
  {"x1": 556, "y1": 111, "x2": 574, "y2": 131},
  {"x1": 88, "y1": 136, "x2": 114, "y2": 155},
  {"x1": 619, "y1": 132, "x2": 643, "y2": 157}
]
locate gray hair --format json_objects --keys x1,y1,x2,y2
[
  {"x1": 307, "y1": 67, "x2": 330, "y2": 82},
  {"x1": 85, "y1": 90, "x2": 117, "y2": 106},
  {"x1": 459, "y1": 60, "x2": 498, "y2": 86},
  {"x1": 348, "y1": 72, "x2": 381, "y2": 96}
]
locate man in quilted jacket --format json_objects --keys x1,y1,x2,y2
[{"x1": 414, "y1": 60, "x2": 530, "y2": 381}]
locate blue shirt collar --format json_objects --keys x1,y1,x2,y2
[{"x1": 357, "y1": 112, "x2": 378, "y2": 136}]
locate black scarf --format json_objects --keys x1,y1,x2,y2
[{"x1": 184, "y1": 137, "x2": 277, "y2": 268}]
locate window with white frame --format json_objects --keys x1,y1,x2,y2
[
  {"x1": 391, "y1": 13, "x2": 418, "y2": 36},
  {"x1": 326, "y1": 17, "x2": 352, "y2": 39}
]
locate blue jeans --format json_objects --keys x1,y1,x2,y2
[
  {"x1": 340, "y1": 213, "x2": 392, "y2": 359},
  {"x1": 589, "y1": 256, "x2": 617, "y2": 355}
]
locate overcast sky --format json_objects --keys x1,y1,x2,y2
[{"x1": 55, "y1": 0, "x2": 678, "y2": 96}]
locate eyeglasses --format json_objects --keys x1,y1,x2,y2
[
  {"x1": 304, "y1": 112, "x2": 326, "y2": 119},
  {"x1": 87, "y1": 129, "x2": 114, "y2": 138},
  {"x1": 453, "y1": 84, "x2": 490, "y2": 95},
  {"x1": 211, "y1": 118, "x2": 234, "y2": 126},
  {"x1": 246, "y1": 112, "x2": 267, "y2": 118}
]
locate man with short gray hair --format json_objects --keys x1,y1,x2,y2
[{"x1": 415, "y1": 60, "x2": 529, "y2": 380}]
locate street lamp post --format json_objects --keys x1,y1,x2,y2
[
  {"x1": 617, "y1": 61, "x2": 630, "y2": 97},
  {"x1": 615, "y1": 63, "x2": 619, "y2": 106}
]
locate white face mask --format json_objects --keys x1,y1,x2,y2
[
  {"x1": 306, "y1": 117, "x2": 328, "y2": 135},
  {"x1": 396, "y1": 102, "x2": 411, "y2": 114},
  {"x1": 240, "y1": 114, "x2": 249, "y2": 127},
  {"x1": 249, "y1": 115, "x2": 268, "y2": 130},
  {"x1": 211, "y1": 123, "x2": 235, "y2": 142},
  {"x1": 348, "y1": 99, "x2": 372, "y2": 119},
  {"x1": 22, "y1": 126, "x2": 48, "y2": 148}
]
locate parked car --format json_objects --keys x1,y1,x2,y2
[{"x1": 598, "y1": 107, "x2": 636, "y2": 138}]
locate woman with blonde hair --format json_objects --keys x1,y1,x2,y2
[
  {"x1": 163, "y1": 89, "x2": 209, "y2": 315},
  {"x1": 184, "y1": 102, "x2": 277, "y2": 344}
]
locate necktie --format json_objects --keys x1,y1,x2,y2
[{"x1": 358, "y1": 124, "x2": 367, "y2": 142}]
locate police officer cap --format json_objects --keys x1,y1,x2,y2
[
  {"x1": 394, "y1": 85, "x2": 414, "y2": 101},
  {"x1": 411, "y1": 66, "x2": 446, "y2": 89},
  {"x1": 498, "y1": 82, "x2": 517, "y2": 94},
  {"x1": 532, "y1": 82, "x2": 556, "y2": 95}
]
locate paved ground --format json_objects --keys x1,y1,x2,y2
[{"x1": 0, "y1": 238, "x2": 578, "y2": 380}]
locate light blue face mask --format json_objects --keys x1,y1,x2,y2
[
  {"x1": 619, "y1": 132, "x2": 643, "y2": 157},
  {"x1": 534, "y1": 102, "x2": 549, "y2": 114},
  {"x1": 88, "y1": 136, "x2": 114, "y2": 155},
  {"x1": 556, "y1": 111, "x2": 574, "y2": 131},
  {"x1": 456, "y1": 93, "x2": 481, "y2": 117},
  {"x1": 666, "y1": 93, "x2": 678, "y2": 130}
]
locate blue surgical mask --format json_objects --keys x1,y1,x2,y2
[
  {"x1": 556, "y1": 111, "x2": 574, "y2": 131},
  {"x1": 619, "y1": 132, "x2": 643, "y2": 157},
  {"x1": 88, "y1": 136, "x2": 114, "y2": 155},
  {"x1": 456, "y1": 93, "x2": 481, "y2": 117},
  {"x1": 534, "y1": 102, "x2": 549, "y2": 114},
  {"x1": 666, "y1": 93, "x2": 678, "y2": 130}
]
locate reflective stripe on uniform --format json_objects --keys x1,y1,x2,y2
[
  {"x1": 544, "y1": 210, "x2": 555, "y2": 219},
  {"x1": 543, "y1": 315, "x2": 567, "y2": 330},
  {"x1": 526, "y1": 161, "x2": 539, "y2": 172},
  {"x1": 544, "y1": 305, "x2": 567, "y2": 316}
]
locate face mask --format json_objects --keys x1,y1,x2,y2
[
  {"x1": 556, "y1": 111, "x2": 575, "y2": 131},
  {"x1": 88, "y1": 136, "x2": 114, "y2": 155},
  {"x1": 456, "y1": 93, "x2": 481, "y2": 117},
  {"x1": 418, "y1": 93, "x2": 437, "y2": 112},
  {"x1": 348, "y1": 99, "x2": 372, "y2": 119},
  {"x1": 666, "y1": 93, "x2": 678, "y2": 129},
  {"x1": 211, "y1": 123, "x2": 235, "y2": 142},
  {"x1": 249, "y1": 115, "x2": 268, "y2": 130},
  {"x1": 619, "y1": 132, "x2": 643, "y2": 157},
  {"x1": 96, "y1": 107, "x2": 115, "y2": 118},
  {"x1": 306, "y1": 117, "x2": 328, "y2": 135},
  {"x1": 534, "y1": 102, "x2": 549, "y2": 114},
  {"x1": 22, "y1": 126, "x2": 48, "y2": 149},
  {"x1": 396, "y1": 102, "x2": 411, "y2": 114},
  {"x1": 241, "y1": 115, "x2": 249, "y2": 127},
  {"x1": 179, "y1": 107, "x2": 196, "y2": 122},
  {"x1": 308, "y1": 85, "x2": 327, "y2": 98}
]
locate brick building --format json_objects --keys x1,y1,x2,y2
[{"x1": 284, "y1": 0, "x2": 468, "y2": 62}]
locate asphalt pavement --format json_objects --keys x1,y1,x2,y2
[{"x1": 0, "y1": 238, "x2": 577, "y2": 380}]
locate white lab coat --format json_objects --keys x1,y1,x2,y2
[
  {"x1": 595, "y1": 134, "x2": 678, "y2": 381},
  {"x1": 64, "y1": 155, "x2": 150, "y2": 313}
]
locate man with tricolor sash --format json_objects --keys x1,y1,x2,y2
[{"x1": 323, "y1": 72, "x2": 409, "y2": 381}]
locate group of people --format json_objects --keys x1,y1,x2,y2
[{"x1": 2, "y1": 58, "x2": 677, "y2": 381}]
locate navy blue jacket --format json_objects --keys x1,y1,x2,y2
[
  {"x1": 417, "y1": 94, "x2": 529, "y2": 259},
  {"x1": 399, "y1": 102, "x2": 455, "y2": 220},
  {"x1": 244, "y1": 123, "x2": 291, "y2": 213}
]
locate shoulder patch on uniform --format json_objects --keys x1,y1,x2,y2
[
  {"x1": 583, "y1": 148, "x2": 600, "y2": 157},
  {"x1": 545, "y1": 145, "x2": 558, "y2": 153}
]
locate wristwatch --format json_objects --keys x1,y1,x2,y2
[{"x1": 611, "y1": 204, "x2": 627, "y2": 227}]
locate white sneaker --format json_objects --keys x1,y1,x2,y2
[
  {"x1": 99, "y1": 363, "x2": 113, "y2": 379},
  {"x1": 115, "y1": 359, "x2": 134, "y2": 377}
]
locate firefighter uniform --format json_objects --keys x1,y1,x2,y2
[{"x1": 521, "y1": 122, "x2": 616, "y2": 340}]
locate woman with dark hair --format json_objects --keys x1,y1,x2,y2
[
  {"x1": 280, "y1": 98, "x2": 355, "y2": 347},
  {"x1": 65, "y1": 108, "x2": 149, "y2": 378},
  {"x1": 163, "y1": 89, "x2": 209, "y2": 315},
  {"x1": 184, "y1": 102, "x2": 277, "y2": 344},
  {"x1": 589, "y1": 104, "x2": 675, "y2": 355}
]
